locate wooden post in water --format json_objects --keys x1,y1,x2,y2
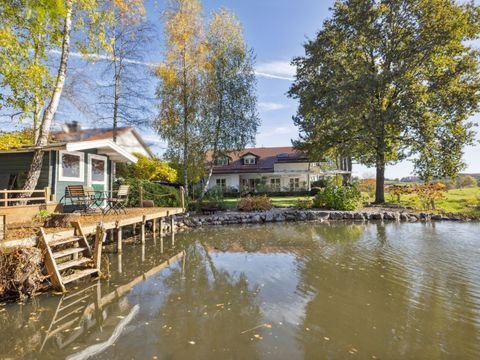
[
  {"x1": 117, "y1": 223, "x2": 122, "y2": 254},
  {"x1": 94, "y1": 224, "x2": 106, "y2": 271},
  {"x1": 170, "y1": 216, "x2": 175, "y2": 246},
  {"x1": 118, "y1": 254, "x2": 123, "y2": 273},
  {"x1": 160, "y1": 234, "x2": 164, "y2": 253},
  {"x1": 141, "y1": 216, "x2": 146, "y2": 244},
  {"x1": 152, "y1": 218, "x2": 157, "y2": 235},
  {"x1": 159, "y1": 217, "x2": 164, "y2": 235}
]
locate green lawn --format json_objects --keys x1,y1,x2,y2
[
  {"x1": 221, "y1": 187, "x2": 479, "y2": 216},
  {"x1": 223, "y1": 196, "x2": 310, "y2": 209},
  {"x1": 382, "y1": 187, "x2": 480, "y2": 216}
]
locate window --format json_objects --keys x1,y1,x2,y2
[
  {"x1": 289, "y1": 178, "x2": 300, "y2": 191},
  {"x1": 270, "y1": 178, "x2": 281, "y2": 191},
  {"x1": 216, "y1": 178, "x2": 226, "y2": 191},
  {"x1": 59, "y1": 150, "x2": 84, "y2": 181},
  {"x1": 89, "y1": 154, "x2": 107, "y2": 184},
  {"x1": 214, "y1": 156, "x2": 229, "y2": 166},
  {"x1": 243, "y1": 156, "x2": 256, "y2": 165}
]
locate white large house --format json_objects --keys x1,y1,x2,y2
[{"x1": 206, "y1": 146, "x2": 350, "y2": 192}]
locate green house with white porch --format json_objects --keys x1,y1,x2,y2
[{"x1": 0, "y1": 125, "x2": 151, "y2": 208}]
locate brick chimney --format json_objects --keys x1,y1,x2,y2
[{"x1": 61, "y1": 121, "x2": 82, "y2": 133}]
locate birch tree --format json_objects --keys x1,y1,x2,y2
[
  {"x1": 155, "y1": 0, "x2": 206, "y2": 196},
  {"x1": 201, "y1": 9, "x2": 259, "y2": 194}
]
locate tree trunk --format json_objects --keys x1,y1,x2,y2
[
  {"x1": 375, "y1": 152, "x2": 385, "y2": 203},
  {"x1": 22, "y1": 0, "x2": 73, "y2": 194},
  {"x1": 112, "y1": 46, "x2": 121, "y2": 143}
]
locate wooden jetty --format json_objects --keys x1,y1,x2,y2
[{"x1": 0, "y1": 206, "x2": 184, "y2": 291}]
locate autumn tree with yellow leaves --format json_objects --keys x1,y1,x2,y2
[
  {"x1": 155, "y1": 1, "x2": 258, "y2": 196},
  {"x1": 155, "y1": 0, "x2": 206, "y2": 197}
]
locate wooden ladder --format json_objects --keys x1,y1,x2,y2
[{"x1": 39, "y1": 222, "x2": 102, "y2": 293}]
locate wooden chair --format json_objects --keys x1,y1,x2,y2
[
  {"x1": 62, "y1": 185, "x2": 94, "y2": 212},
  {"x1": 104, "y1": 185, "x2": 130, "y2": 215}
]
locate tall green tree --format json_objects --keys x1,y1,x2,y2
[
  {"x1": 155, "y1": 0, "x2": 206, "y2": 197},
  {"x1": 202, "y1": 9, "x2": 259, "y2": 194},
  {"x1": 289, "y1": 0, "x2": 480, "y2": 203}
]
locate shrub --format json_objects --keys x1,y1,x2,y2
[
  {"x1": 457, "y1": 175, "x2": 477, "y2": 188},
  {"x1": 237, "y1": 196, "x2": 273, "y2": 212},
  {"x1": 123, "y1": 179, "x2": 182, "y2": 207},
  {"x1": 313, "y1": 182, "x2": 361, "y2": 210},
  {"x1": 414, "y1": 183, "x2": 446, "y2": 210},
  {"x1": 358, "y1": 178, "x2": 376, "y2": 194},
  {"x1": 295, "y1": 198, "x2": 313, "y2": 209}
]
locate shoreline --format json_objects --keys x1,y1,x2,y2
[{"x1": 174, "y1": 208, "x2": 479, "y2": 230}]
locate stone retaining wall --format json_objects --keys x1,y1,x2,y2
[{"x1": 175, "y1": 209, "x2": 474, "y2": 229}]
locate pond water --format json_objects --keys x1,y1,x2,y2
[{"x1": 1, "y1": 222, "x2": 480, "y2": 359}]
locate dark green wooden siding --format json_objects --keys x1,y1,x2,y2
[{"x1": 0, "y1": 152, "x2": 51, "y2": 189}]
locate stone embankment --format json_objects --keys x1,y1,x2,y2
[{"x1": 175, "y1": 208, "x2": 475, "y2": 229}]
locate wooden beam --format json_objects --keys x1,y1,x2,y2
[
  {"x1": 39, "y1": 228, "x2": 65, "y2": 292},
  {"x1": 94, "y1": 225, "x2": 105, "y2": 271},
  {"x1": 140, "y1": 216, "x2": 146, "y2": 244},
  {"x1": 117, "y1": 226, "x2": 122, "y2": 254}
]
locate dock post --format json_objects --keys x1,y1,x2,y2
[
  {"x1": 117, "y1": 224, "x2": 122, "y2": 254},
  {"x1": 153, "y1": 218, "x2": 157, "y2": 235},
  {"x1": 170, "y1": 216, "x2": 175, "y2": 246},
  {"x1": 159, "y1": 217, "x2": 164, "y2": 235},
  {"x1": 160, "y1": 234, "x2": 164, "y2": 253},
  {"x1": 94, "y1": 224, "x2": 106, "y2": 270},
  {"x1": 141, "y1": 216, "x2": 146, "y2": 244}
]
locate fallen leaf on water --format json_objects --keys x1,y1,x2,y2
[
  {"x1": 188, "y1": 341, "x2": 195, "y2": 345},
  {"x1": 323, "y1": 337, "x2": 330, "y2": 341},
  {"x1": 117, "y1": 316, "x2": 125, "y2": 319},
  {"x1": 264, "y1": 323, "x2": 272, "y2": 328},
  {"x1": 72, "y1": 346, "x2": 80, "y2": 350}
]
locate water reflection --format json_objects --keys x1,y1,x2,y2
[{"x1": 0, "y1": 222, "x2": 479, "y2": 359}]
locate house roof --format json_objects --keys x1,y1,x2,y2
[
  {"x1": 207, "y1": 146, "x2": 309, "y2": 174},
  {"x1": 51, "y1": 127, "x2": 154, "y2": 158},
  {"x1": 0, "y1": 139, "x2": 137, "y2": 163}
]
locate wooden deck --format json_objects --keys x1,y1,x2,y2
[{"x1": 0, "y1": 207, "x2": 184, "y2": 249}]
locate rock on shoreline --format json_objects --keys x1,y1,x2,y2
[{"x1": 173, "y1": 208, "x2": 476, "y2": 229}]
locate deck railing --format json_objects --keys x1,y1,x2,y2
[{"x1": 0, "y1": 187, "x2": 51, "y2": 207}]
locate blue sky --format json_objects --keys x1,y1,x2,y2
[
  {"x1": 145, "y1": 0, "x2": 480, "y2": 178},
  {"x1": 4, "y1": 0, "x2": 479, "y2": 178}
]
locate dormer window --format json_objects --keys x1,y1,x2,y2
[
  {"x1": 243, "y1": 155, "x2": 256, "y2": 165},
  {"x1": 214, "y1": 156, "x2": 230, "y2": 166}
]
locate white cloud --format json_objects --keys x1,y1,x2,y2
[
  {"x1": 50, "y1": 49, "x2": 156, "y2": 67},
  {"x1": 258, "y1": 101, "x2": 289, "y2": 112},
  {"x1": 255, "y1": 61, "x2": 295, "y2": 81}
]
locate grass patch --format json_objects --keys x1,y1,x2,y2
[
  {"x1": 385, "y1": 187, "x2": 480, "y2": 216},
  {"x1": 223, "y1": 196, "x2": 312, "y2": 209}
]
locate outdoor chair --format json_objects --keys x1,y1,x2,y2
[
  {"x1": 104, "y1": 185, "x2": 130, "y2": 215},
  {"x1": 62, "y1": 185, "x2": 95, "y2": 212}
]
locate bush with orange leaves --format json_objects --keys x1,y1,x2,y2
[
  {"x1": 413, "y1": 183, "x2": 446, "y2": 210},
  {"x1": 387, "y1": 183, "x2": 446, "y2": 210},
  {"x1": 237, "y1": 195, "x2": 273, "y2": 212}
]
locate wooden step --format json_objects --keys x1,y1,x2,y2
[
  {"x1": 52, "y1": 247, "x2": 88, "y2": 259},
  {"x1": 62, "y1": 269, "x2": 99, "y2": 285},
  {"x1": 49, "y1": 236, "x2": 83, "y2": 247},
  {"x1": 57, "y1": 258, "x2": 92, "y2": 271}
]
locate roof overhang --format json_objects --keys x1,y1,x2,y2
[{"x1": 66, "y1": 139, "x2": 137, "y2": 163}]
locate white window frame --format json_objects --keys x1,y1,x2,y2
[
  {"x1": 270, "y1": 178, "x2": 281, "y2": 191},
  {"x1": 243, "y1": 156, "x2": 256, "y2": 165},
  {"x1": 214, "y1": 156, "x2": 229, "y2": 166},
  {"x1": 289, "y1": 177, "x2": 300, "y2": 191},
  {"x1": 58, "y1": 150, "x2": 85, "y2": 182},
  {"x1": 88, "y1": 154, "x2": 108, "y2": 186},
  {"x1": 216, "y1": 178, "x2": 227, "y2": 191}
]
